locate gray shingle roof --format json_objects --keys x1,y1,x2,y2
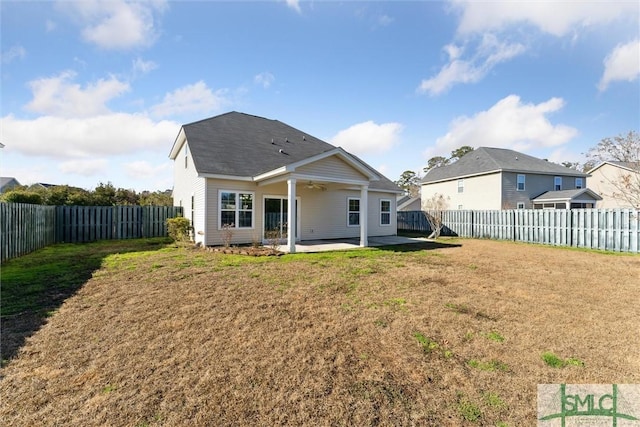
[
  {"x1": 422, "y1": 147, "x2": 587, "y2": 183},
  {"x1": 532, "y1": 188, "x2": 602, "y2": 202},
  {"x1": 177, "y1": 112, "x2": 400, "y2": 192}
]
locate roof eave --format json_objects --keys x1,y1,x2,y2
[{"x1": 168, "y1": 127, "x2": 186, "y2": 160}]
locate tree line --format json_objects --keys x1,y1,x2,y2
[{"x1": 0, "y1": 182, "x2": 173, "y2": 206}]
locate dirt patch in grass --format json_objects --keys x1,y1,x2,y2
[{"x1": 1, "y1": 239, "x2": 638, "y2": 426}]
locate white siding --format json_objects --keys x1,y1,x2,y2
[
  {"x1": 172, "y1": 141, "x2": 206, "y2": 245},
  {"x1": 201, "y1": 179, "x2": 397, "y2": 245},
  {"x1": 422, "y1": 173, "x2": 502, "y2": 210},
  {"x1": 296, "y1": 156, "x2": 369, "y2": 182}
]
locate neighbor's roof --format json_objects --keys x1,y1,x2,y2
[
  {"x1": 170, "y1": 112, "x2": 400, "y2": 192},
  {"x1": 422, "y1": 147, "x2": 587, "y2": 184},
  {"x1": 587, "y1": 160, "x2": 640, "y2": 174},
  {"x1": 0, "y1": 177, "x2": 20, "y2": 187},
  {"x1": 532, "y1": 188, "x2": 602, "y2": 202}
]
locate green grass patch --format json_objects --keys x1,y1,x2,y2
[
  {"x1": 414, "y1": 332, "x2": 453, "y2": 358},
  {"x1": 468, "y1": 359, "x2": 509, "y2": 372},
  {"x1": 484, "y1": 331, "x2": 505, "y2": 343},
  {"x1": 542, "y1": 351, "x2": 585, "y2": 368},
  {"x1": 457, "y1": 395, "x2": 482, "y2": 422},
  {"x1": 1, "y1": 238, "x2": 171, "y2": 317}
]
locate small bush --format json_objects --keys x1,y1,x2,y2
[{"x1": 166, "y1": 217, "x2": 192, "y2": 242}]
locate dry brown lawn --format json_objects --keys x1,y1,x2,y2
[{"x1": 1, "y1": 239, "x2": 639, "y2": 426}]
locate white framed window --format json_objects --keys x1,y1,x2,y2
[
  {"x1": 458, "y1": 205, "x2": 463, "y2": 210},
  {"x1": 517, "y1": 202, "x2": 525, "y2": 209},
  {"x1": 184, "y1": 144, "x2": 189, "y2": 169},
  {"x1": 517, "y1": 174, "x2": 526, "y2": 191},
  {"x1": 347, "y1": 197, "x2": 360, "y2": 227},
  {"x1": 219, "y1": 190, "x2": 254, "y2": 229},
  {"x1": 554, "y1": 176, "x2": 562, "y2": 191},
  {"x1": 575, "y1": 177, "x2": 583, "y2": 189},
  {"x1": 457, "y1": 179, "x2": 464, "y2": 193},
  {"x1": 380, "y1": 199, "x2": 391, "y2": 226}
]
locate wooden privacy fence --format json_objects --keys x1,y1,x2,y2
[
  {"x1": 1, "y1": 203, "x2": 184, "y2": 262},
  {"x1": 398, "y1": 209, "x2": 640, "y2": 253}
]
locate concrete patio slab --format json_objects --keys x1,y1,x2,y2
[{"x1": 289, "y1": 235, "x2": 431, "y2": 253}]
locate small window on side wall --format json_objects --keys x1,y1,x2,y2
[
  {"x1": 380, "y1": 199, "x2": 391, "y2": 226},
  {"x1": 517, "y1": 174, "x2": 526, "y2": 191},
  {"x1": 457, "y1": 179, "x2": 464, "y2": 193},
  {"x1": 348, "y1": 198, "x2": 360, "y2": 227},
  {"x1": 184, "y1": 144, "x2": 189, "y2": 169},
  {"x1": 517, "y1": 202, "x2": 525, "y2": 209}
]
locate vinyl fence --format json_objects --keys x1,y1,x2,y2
[
  {"x1": 398, "y1": 209, "x2": 640, "y2": 253},
  {"x1": 1, "y1": 203, "x2": 184, "y2": 263}
]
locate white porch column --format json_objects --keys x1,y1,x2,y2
[
  {"x1": 360, "y1": 185, "x2": 368, "y2": 247},
  {"x1": 287, "y1": 178, "x2": 297, "y2": 253}
]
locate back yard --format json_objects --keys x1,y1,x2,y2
[{"x1": 1, "y1": 238, "x2": 638, "y2": 426}]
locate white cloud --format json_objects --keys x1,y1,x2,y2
[
  {"x1": 427, "y1": 95, "x2": 578, "y2": 158},
  {"x1": 59, "y1": 0, "x2": 168, "y2": 50},
  {"x1": 150, "y1": 81, "x2": 229, "y2": 118},
  {"x1": 59, "y1": 159, "x2": 109, "y2": 176},
  {"x1": 1, "y1": 45, "x2": 26, "y2": 63},
  {"x1": 1, "y1": 113, "x2": 179, "y2": 159},
  {"x1": 254, "y1": 72, "x2": 275, "y2": 89},
  {"x1": 330, "y1": 121, "x2": 404, "y2": 155},
  {"x1": 132, "y1": 57, "x2": 158, "y2": 76},
  {"x1": 598, "y1": 39, "x2": 640, "y2": 91},
  {"x1": 451, "y1": 0, "x2": 638, "y2": 36},
  {"x1": 377, "y1": 14, "x2": 394, "y2": 27},
  {"x1": 285, "y1": 0, "x2": 301, "y2": 13},
  {"x1": 418, "y1": 34, "x2": 525, "y2": 95},
  {"x1": 25, "y1": 70, "x2": 130, "y2": 117},
  {"x1": 123, "y1": 160, "x2": 171, "y2": 181}
]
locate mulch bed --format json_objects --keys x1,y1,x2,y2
[{"x1": 205, "y1": 245, "x2": 283, "y2": 256}]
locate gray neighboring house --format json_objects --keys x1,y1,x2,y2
[
  {"x1": 1, "y1": 177, "x2": 21, "y2": 193},
  {"x1": 421, "y1": 147, "x2": 598, "y2": 210},
  {"x1": 169, "y1": 112, "x2": 402, "y2": 252}
]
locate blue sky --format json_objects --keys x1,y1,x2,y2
[{"x1": 1, "y1": 0, "x2": 639, "y2": 192}]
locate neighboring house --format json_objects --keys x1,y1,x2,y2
[
  {"x1": 397, "y1": 194, "x2": 421, "y2": 211},
  {"x1": 587, "y1": 161, "x2": 640, "y2": 209},
  {"x1": 421, "y1": 147, "x2": 594, "y2": 210},
  {"x1": 169, "y1": 112, "x2": 402, "y2": 252},
  {"x1": 1, "y1": 177, "x2": 21, "y2": 193}
]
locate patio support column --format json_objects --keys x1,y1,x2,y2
[
  {"x1": 360, "y1": 185, "x2": 368, "y2": 247},
  {"x1": 287, "y1": 178, "x2": 296, "y2": 253}
]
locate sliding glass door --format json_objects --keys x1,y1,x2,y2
[{"x1": 264, "y1": 197, "x2": 299, "y2": 241}]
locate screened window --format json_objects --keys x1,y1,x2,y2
[
  {"x1": 380, "y1": 199, "x2": 391, "y2": 226},
  {"x1": 554, "y1": 176, "x2": 562, "y2": 191},
  {"x1": 348, "y1": 198, "x2": 360, "y2": 227},
  {"x1": 457, "y1": 179, "x2": 464, "y2": 193},
  {"x1": 575, "y1": 177, "x2": 583, "y2": 189},
  {"x1": 517, "y1": 174, "x2": 526, "y2": 191},
  {"x1": 219, "y1": 191, "x2": 254, "y2": 228}
]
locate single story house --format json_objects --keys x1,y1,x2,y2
[
  {"x1": 0, "y1": 177, "x2": 21, "y2": 193},
  {"x1": 421, "y1": 147, "x2": 593, "y2": 210},
  {"x1": 586, "y1": 161, "x2": 639, "y2": 209},
  {"x1": 397, "y1": 195, "x2": 421, "y2": 211},
  {"x1": 169, "y1": 112, "x2": 402, "y2": 253}
]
